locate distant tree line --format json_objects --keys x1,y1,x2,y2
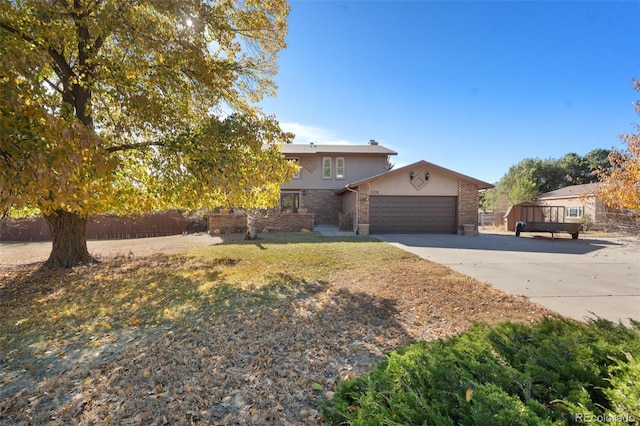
[
  {"x1": 484, "y1": 78, "x2": 640, "y2": 215},
  {"x1": 481, "y1": 149, "x2": 611, "y2": 211}
]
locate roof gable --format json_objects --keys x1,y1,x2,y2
[{"x1": 338, "y1": 160, "x2": 494, "y2": 193}]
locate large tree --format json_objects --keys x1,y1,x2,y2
[
  {"x1": 595, "y1": 78, "x2": 640, "y2": 212},
  {"x1": 0, "y1": 0, "x2": 297, "y2": 268}
]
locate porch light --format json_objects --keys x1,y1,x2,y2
[
  {"x1": 425, "y1": 172, "x2": 430, "y2": 181},
  {"x1": 409, "y1": 171, "x2": 415, "y2": 180}
]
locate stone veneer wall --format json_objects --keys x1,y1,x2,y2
[
  {"x1": 341, "y1": 190, "x2": 356, "y2": 215},
  {"x1": 457, "y1": 180, "x2": 479, "y2": 226},
  {"x1": 357, "y1": 183, "x2": 371, "y2": 227},
  {"x1": 338, "y1": 213, "x2": 353, "y2": 231},
  {"x1": 341, "y1": 190, "x2": 356, "y2": 231},
  {"x1": 209, "y1": 213, "x2": 314, "y2": 234},
  {"x1": 301, "y1": 189, "x2": 342, "y2": 225}
]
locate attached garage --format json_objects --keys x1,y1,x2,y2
[
  {"x1": 369, "y1": 196, "x2": 457, "y2": 234},
  {"x1": 338, "y1": 160, "x2": 494, "y2": 234}
]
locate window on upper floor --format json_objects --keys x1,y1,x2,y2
[
  {"x1": 336, "y1": 157, "x2": 345, "y2": 179},
  {"x1": 566, "y1": 207, "x2": 583, "y2": 218},
  {"x1": 288, "y1": 158, "x2": 300, "y2": 179},
  {"x1": 322, "y1": 157, "x2": 331, "y2": 179}
]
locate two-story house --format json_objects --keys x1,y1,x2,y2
[
  {"x1": 280, "y1": 141, "x2": 396, "y2": 224},
  {"x1": 281, "y1": 141, "x2": 494, "y2": 234}
]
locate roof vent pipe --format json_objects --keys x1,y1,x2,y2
[{"x1": 369, "y1": 139, "x2": 378, "y2": 145}]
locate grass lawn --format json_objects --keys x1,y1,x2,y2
[{"x1": 0, "y1": 232, "x2": 552, "y2": 424}]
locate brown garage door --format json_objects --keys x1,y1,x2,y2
[{"x1": 369, "y1": 196, "x2": 457, "y2": 234}]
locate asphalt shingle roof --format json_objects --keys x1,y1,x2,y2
[
  {"x1": 281, "y1": 143, "x2": 397, "y2": 155},
  {"x1": 537, "y1": 183, "x2": 600, "y2": 199}
]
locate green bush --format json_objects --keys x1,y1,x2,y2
[
  {"x1": 322, "y1": 317, "x2": 640, "y2": 425},
  {"x1": 578, "y1": 214, "x2": 593, "y2": 232}
]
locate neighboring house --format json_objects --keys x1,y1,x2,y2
[
  {"x1": 281, "y1": 141, "x2": 494, "y2": 234},
  {"x1": 534, "y1": 183, "x2": 625, "y2": 230}
]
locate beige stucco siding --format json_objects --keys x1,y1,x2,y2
[
  {"x1": 281, "y1": 154, "x2": 389, "y2": 191},
  {"x1": 369, "y1": 167, "x2": 459, "y2": 196},
  {"x1": 537, "y1": 197, "x2": 597, "y2": 222}
]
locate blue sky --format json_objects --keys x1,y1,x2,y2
[{"x1": 259, "y1": 0, "x2": 640, "y2": 184}]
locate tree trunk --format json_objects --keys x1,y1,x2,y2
[
  {"x1": 245, "y1": 214, "x2": 257, "y2": 240},
  {"x1": 43, "y1": 210, "x2": 96, "y2": 268}
]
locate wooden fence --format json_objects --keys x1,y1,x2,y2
[
  {"x1": 478, "y1": 211, "x2": 504, "y2": 227},
  {"x1": 0, "y1": 212, "x2": 208, "y2": 242}
]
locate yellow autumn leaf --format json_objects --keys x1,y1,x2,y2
[
  {"x1": 465, "y1": 385, "x2": 474, "y2": 402},
  {"x1": 97, "y1": 321, "x2": 111, "y2": 330}
]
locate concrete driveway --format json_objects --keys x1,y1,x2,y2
[{"x1": 374, "y1": 232, "x2": 640, "y2": 324}]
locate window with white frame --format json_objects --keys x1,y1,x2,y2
[
  {"x1": 289, "y1": 158, "x2": 300, "y2": 179},
  {"x1": 336, "y1": 157, "x2": 345, "y2": 179},
  {"x1": 322, "y1": 157, "x2": 331, "y2": 179},
  {"x1": 566, "y1": 207, "x2": 583, "y2": 218}
]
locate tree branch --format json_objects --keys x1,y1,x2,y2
[
  {"x1": 43, "y1": 77, "x2": 64, "y2": 96},
  {"x1": 0, "y1": 20, "x2": 38, "y2": 45},
  {"x1": 106, "y1": 140, "x2": 165, "y2": 154},
  {"x1": 0, "y1": 19, "x2": 74, "y2": 90}
]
